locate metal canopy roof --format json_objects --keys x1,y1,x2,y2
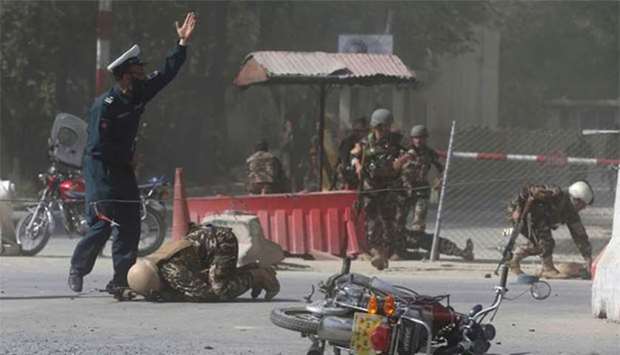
[{"x1": 233, "y1": 51, "x2": 416, "y2": 87}]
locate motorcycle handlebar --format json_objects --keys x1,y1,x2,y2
[
  {"x1": 341, "y1": 257, "x2": 351, "y2": 274},
  {"x1": 499, "y1": 264, "x2": 509, "y2": 289}
]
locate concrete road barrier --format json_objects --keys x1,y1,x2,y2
[
  {"x1": 1, "y1": 180, "x2": 20, "y2": 256},
  {"x1": 202, "y1": 211, "x2": 284, "y2": 268},
  {"x1": 592, "y1": 167, "x2": 619, "y2": 322}
]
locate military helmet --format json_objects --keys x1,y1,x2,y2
[
  {"x1": 568, "y1": 180, "x2": 594, "y2": 205},
  {"x1": 370, "y1": 108, "x2": 393, "y2": 128},
  {"x1": 127, "y1": 258, "x2": 162, "y2": 296},
  {"x1": 410, "y1": 125, "x2": 429, "y2": 138}
]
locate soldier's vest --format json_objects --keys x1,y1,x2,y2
[
  {"x1": 402, "y1": 146, "x2": 437, "y2": 188},
  {"x1": 146, "y1": 239, "x2": 196, "y2": 266},
  {"x1": 363, "y1": 133, "x2": 400, "y2": 183},
  {"x1": 247, "y1": 151, "x2": 278, "y2": 184}
]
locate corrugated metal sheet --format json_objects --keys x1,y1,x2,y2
[{"x1": 234, "y1": 51, "x2": 415, "y2": 87}]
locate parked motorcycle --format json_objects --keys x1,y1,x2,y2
[
  {"x1": 15, "y1": 163, "x2": 168, "y2": 257},
  {"x1": 271, "y1": 257, "x2": 550, "y2": 355}
]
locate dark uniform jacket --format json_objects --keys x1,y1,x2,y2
[{"x1": 85, "y1": 43, "x2": 187, "y2": 166}]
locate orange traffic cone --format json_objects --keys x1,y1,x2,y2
[{"x1": 172, "y1": 168, "x2": 190, "y2": 241}]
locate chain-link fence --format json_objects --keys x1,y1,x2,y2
[{"x1": 426, "y1": 126, "x2": 618, "y2": 262}]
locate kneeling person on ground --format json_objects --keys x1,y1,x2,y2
[
  {"x1": 508, "y1": 181, "x2": 594, "y2": 279},
  {"x1": 127, "y1": 223, "x2": 280, "y2": 301},
  {"x1": 405, "y1": 230, "x2": 474, "y2": 261}
]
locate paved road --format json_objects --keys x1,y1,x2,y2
[{"x1": 1, "y1": 239, "x2": 618, "y2": 355}]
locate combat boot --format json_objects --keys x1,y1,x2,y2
[
  {"x1": 68, "y1": 269, "x2": 83, "y2": 292},
  {"x1": 538, "y1": 256, "x2": 569, "y2": 279},
  {"x1": 461, "y1": 239, "x2": 474, "y2": 261},
  {"x1": 370, "y1": 248, "x2": 389, "y2": 271},
  {"x1": 105, "y1": 278, "x2": 129, "y2": 293},
  {"x1": 249, "y1": 267, "x2": 280, "y2": 300},
  {"x1": 508, "y1": 250, "x2": 527, "y2": 276}
]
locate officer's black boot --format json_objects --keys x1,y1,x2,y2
[
  {"x1": 105, "y1": 278, "x2": 128, "y2": 293},
  {"x1": 68, "y1": 269, "x2": 83, "y2": 292}
]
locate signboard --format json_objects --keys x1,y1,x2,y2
[{"x1": 338, "y1": 34, "x2": 393, "y2": 54}]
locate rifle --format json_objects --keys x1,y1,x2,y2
[
  {"x1": 495, "y1": 198, "x2": 533, "y2": 276},
  {"x1": 353, "y1": 144, "x2": 366, "y2": 216}
]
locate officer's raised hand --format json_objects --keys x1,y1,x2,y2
[{"x1": 176, "y1": 12, "x2": 197, "y2": 45}]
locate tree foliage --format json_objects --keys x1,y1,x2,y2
[
  {"x1": 494, "y1": 1, "x2": 619, "y2": 128},
  {"x1": 16, "y1": 1, "x2": 614, "y2": 185}
]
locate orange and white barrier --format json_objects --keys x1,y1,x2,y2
[{"x1": 186, "y1": 191, "x2": 366, "y2": 258}]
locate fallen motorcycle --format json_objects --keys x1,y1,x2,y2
[
  {"x1": 271, "y1": 257, "x2": 550, "y2": 355},
  {"x1": 15, "y1": 163, "x2": 167, "y2": 257}
]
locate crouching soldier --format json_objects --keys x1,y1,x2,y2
[
  {"x1": 508, "y1": 181, "x2": 594, "y2": 279},
  {"x1": 246, "y1": 140, "x2": 289, "y2": 194},
  {"x1": 127, "y1": 223, "x2": 280, "y2": 301}
]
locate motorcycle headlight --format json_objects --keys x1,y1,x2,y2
[
  {"x1": 38, "y1": 173, "x2": 46, "y2": 182},
  {"x1": 482, "y1": 324, "x2": 496, "y2": 341}
]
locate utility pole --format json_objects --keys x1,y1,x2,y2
[
  {"x1": 0, "y1": 82, "x2": 3, "y2": 179},
  {"x1": 96, "y1": 0, "x2": 112, "y2": 96}
]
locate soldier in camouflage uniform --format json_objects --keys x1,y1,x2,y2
[
  {"x1": 127, "y1": 223, "x2": 280, "y2": 301},
  {"x1": 394, "y1": 125, "x2": 442, "y2": 233},
  {"x1": 508, "y1": 181, "x2": 594, "y2": 279},
  {"x1": 246, "y1": 140, "x2": 289, "y2": 194},
  {"x1": 334, "y1": 117, "x2": 369, "y2": 190},
  {"x1": 392, "y1": 125, "x2": 474, "y2": 260},
  {"x1": 400, "y1": 230, "x2": 474, "y2": 261},
  {"x1": 351, "y1": 108, "x2": 403, "y2": 270}
]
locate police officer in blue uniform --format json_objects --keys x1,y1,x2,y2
[{"x1": 68, "y1": 12, "x2": 197, "y2": 292}]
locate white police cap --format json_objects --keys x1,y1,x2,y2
[{"x1": 106, "y1": 44, "x2": 143, "y2": 72}]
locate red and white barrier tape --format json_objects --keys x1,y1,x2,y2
[{"x1": 437, "y1": 150, "x2": 620, "y2": 167}]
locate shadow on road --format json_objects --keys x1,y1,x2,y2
[
  {"x1": 0, "y1": 294, "x2": 111, "y2": 301},
  {"x1": 0, "y1": 294, "x2": 301, "y2": 303}
]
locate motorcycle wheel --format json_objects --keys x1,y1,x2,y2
[
  {"x1": 270, "y1": 307, "x2": 321, "y2": 334},
  {"x1": 15, "y1": 211, "x2": 52, "y2": 256},
  {"x1": 137, "y1": 206, "x2": 166, "y2": 257}
]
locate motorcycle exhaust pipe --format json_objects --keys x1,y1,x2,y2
[{"x1": 317, "y1": 316, "x2": 353, "y2": 347}]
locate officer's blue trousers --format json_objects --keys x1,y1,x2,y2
[{"x1": 70, "y1": 157, "x2": 140, "y2": 284}]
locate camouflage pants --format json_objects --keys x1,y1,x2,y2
[
  {"x1": 158, "y1": 229, "x2": 252, "y2": 302},
  {"x1": 364, "y1": 191, "x2": 400, "y2": 254},
  {"x1": 516, "y1": 222, "x2": 555, "y2": 258},
  {"x1": 404, "y1": 230, "x2": 466, "y2": 257},
  {"x1": 397, "y1": 194, "x2": 429, "y2": 233},
  {"x1": 517, "y1": 221, "x2": 592, "y2": 260}
]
